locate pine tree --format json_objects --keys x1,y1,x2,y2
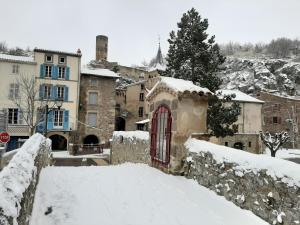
[{"x1": 164, "y1": 8, "x2": 241, "y2": 137}]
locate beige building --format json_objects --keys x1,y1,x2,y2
[
  {"x1": 0, "y1": 54, "x2": 36, "y2": 150},
  {"x1": 76, "y1": 67, "x2": 118, "y2": 147},
  {"x1": 216, "y1": 90, "x2": 264, "y2": 153},
  {"x1": 146, "y1": 76, "x2": 211, "y2": 173},
  {"x1": 34, "y1": 48, "x2": 81, "y2": 150}
]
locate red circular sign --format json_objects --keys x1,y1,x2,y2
[{"x1": 0, "y1": 132, "x2": 10, "y2": 143}]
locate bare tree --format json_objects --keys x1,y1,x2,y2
[
  {"x1": 260, "y1": 131, "x2": 289, "y2": 157},
  {"x1": 10, "y1": 74, "x2": 46, "y2": 135}
]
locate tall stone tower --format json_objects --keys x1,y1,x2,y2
[{"x1": 96, "y1": 35, "x2": 108, "y2": 61}]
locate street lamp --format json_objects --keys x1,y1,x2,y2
[{"x1": 44, "y1": 99, "x2": 63, "y2": 136}]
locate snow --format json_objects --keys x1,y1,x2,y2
[
  {"x1": 135, "y1": 118, "x2": 150, "y2": 124},
  {"x1": 185, "y1": 138, "x2": 300, "y2": 187},
  {"x1": 113, "y1": 131, "x2": 149, "y2": 141},
  {"x1": 81, "y1": 67, "x2": 120, "y2": 78},
  {"x1": 51, "y1": 149, "x2": 110, "y2": 159},
  {"x1": 0, "y1": 53, "x2": 34, "y2": 63},
  {"x1": 218, "y1": 89, "x2": 264, "y2": 103},
  {"x1": 148, "y1": 63, "x2": 166, "y2": 72},
  {"x1": 30, "y1": 163, "x2": 269, "y2": 225},
  {"x1": 264, "y1": 148, "x2": 300, "y2": 159},
  {"x1": 0, "y1": 133, "x2": 50, "y2": 219},
  {"x1": 147, "y1": 76, "x2": 212, "y2": 98}
]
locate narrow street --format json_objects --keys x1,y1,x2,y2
[{"x1": 30, "y1": 164, "x2": 269, "y2": 225}]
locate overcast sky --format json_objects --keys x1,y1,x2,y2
[{"x1": 1, "y1": 0, "x2": 300, "y2": 66}]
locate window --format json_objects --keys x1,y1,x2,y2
[
  {"x1": 138, "y1": 107, "x2": 143, "y2": 117},
  {"x1": 45, "y1": 65, "x2": 52, "y2": 77},
  {"x1": 139, "y1": 93, "x2": 144, "y2": 101},
  {"x1": 45, "y1": 55, "x2": 53, "y2": 63},
  {"x1": 57, "y1": 86, "x2": 64, "y2": 100},
  {"x1": 8, "y1": 108, "x2": 20, "y2": 124},
  {"x1": 90, "y1": 78, "x2": 97, "y2": 86},
  {"x1": 9, "y1": 83, "x2": 19, "y2": 99},
  {"x1": 54, "y1": 110, "x2": 63, "y2": 127},
  {"x1": 273, "y1": 116, "x2": 281, "y2": 124},
  {"x1": 115, "y1": 104, "x2": 120, "y2": 112},
  {"x1": 59, "y1": 56, "x2": 66, "y2": 64},
  {"x1": 44, "y1": 85, "x2": 51, "y2": 99},
  {"x1": 58, "y1": 66, "x2": 66, "y2": 79},
  {"x1": 137, "y1": 124, "x2": 144, "y2": 131},
  {"x1": 248, "y1": 142, "x2": 252, "y2": 147},
  {"x1": 141, "y1": 84, "x2": 145, "y2": 90},
  {"x1": 88, "y1": 92, "x2": 98, "y2": 105},
  {"x1": 225, "y1": 142, "x2": 228, "y2": 146},
  {"x1": 12, "y1": 65, "x2": 19, "y2": 74},
  {"x1": 232, "y1": 124, "x2": 239, "y2": 133},
  {"x1": 87, "y1": 113, "x2": 97, "y2": 126}
]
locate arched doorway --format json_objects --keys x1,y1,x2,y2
[
  {"x1": 150, "y1": 105, "x2": 172, "y2": 166},
  {"x1": 83, "y1": 135, "x2": 99, "y2": 145},
  {"x1": 233, "y1": 142, "x2": 244, "y2": 150},
  {"x1": 49, "y1": 134, "x2": 67, "y2": 151},
  {"x1": 115, "y1": 117, "x2": 126, "y2": 131}
]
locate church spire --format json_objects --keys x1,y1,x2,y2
[{"x1": 155, "y1": 36, "x2": 164, "y2": 65}]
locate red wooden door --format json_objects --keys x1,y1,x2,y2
[{"x1": 150, "y1": 105, "x2": 172, "y2": 166}]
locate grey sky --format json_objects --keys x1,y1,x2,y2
[{"x1": 1, "y1": 0, "x2": 300, "y2": 66}]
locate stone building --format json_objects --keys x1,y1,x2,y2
[
  {"x1": 146, "y1": 76, "x2": 211, "y2": 173},
  {"x1": 257, "y1": 91, "x2": 300, "y2": 148},
  {"x1": 216, "y1": 90, "x2": 264, "y2": 153},
  {"x1": 77, "y1": 67, "x2": 119, "y2": 146}
]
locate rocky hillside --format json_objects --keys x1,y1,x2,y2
[{"x1": 218, "y1": 57, "x2": 300, "y2": 96}]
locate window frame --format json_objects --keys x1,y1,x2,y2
[
  {"x1": 57, "y1": 86, "x2": 65, "y2": 100},
  {"x1": 138, "y1": 107, "x2": 143, "y2": 117},
  {"x1": 58, "y1": 66, "x2": 66, "y2": 79},
  {"x1": 58, "y1": 55, "x2": 66, "y2": 64},
  {"x1": 87, "y1": 112, "x2": 97, "y2": 127},
  {"x1": 45, "y1": 55, "x2": 53, "y2": 63},
  {"x1": 88, "y1": 92, "x2": 98, "y2": 105},
  {"x1": 12, "y1": 65, "x2": 19, "y2": 74},
  {"x1": 45, "y1": 65, "x2": 52, "y2": 78},
  {"x1": 139, "y1": 93, "x2": 144, "y2": 101},
  {"x1": 43, "y1": 85, "x2": 51, "y2": 99},
  {"x1": 8, "y1": 108, "x2": 19, "y2": 125},
  {"x1": 9, "y1": 83, "x2": 20, "y2": 99},
  {"x1": 53, "y1": 109, "x2": 64, "y2": 128}
]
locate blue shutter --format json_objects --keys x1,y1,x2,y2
[
  {"x1": 39, "y1": 85, "x2": 44, "y2": 99},
  {"x1": 64, "y1": 86, "x2": 69, "y2": 101},
  {"x1": 47, "y1": 110, "x2": 54, "y2": 130},
  {"x1": 50, "y1": 85, "x2": 55, "y2": 100},
  {"x1": 66, "y1": 67, "x2": 70, "y2": 80},
  {"x1": 63, "y1": 110, "x2": 69, "y2": 130},
  {"x1": 52, "y1": 66, "x2": 58, "y2": 79},
  {"x1": 36, "y1": 111, "x2": 45, "y2": 133},
  {"x1": 40, "y1": 64, "x2": 45, "y2": 78},
  {"x1": 54, "y1": 86, "x2": 58, "y2": 100},
  {"x1": 51, "y1": 66, "x2": 55, "y2": 79}
]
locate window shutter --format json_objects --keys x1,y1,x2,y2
[
  {"x1": 64, "y1": 86, "x2": 69, "y2": 101},
  {"x1": 54, "y1": 86, "x2": 58, "y2": 100},
  {"x1": 63, "y1": 110, "x2": 69, "y2": 130},
  {"x1": 40, "y1": 64, "x2": 45, "y2": 78},
  {"x1": 51, "y1": 85, "x2": 55, "y2": 100},
  {"x1": 47, "y1": 110, "x2": 54, "y2": 130},
  {"x1": 66, "y1": 67, "x2": 70, "y2": 80},
  {"x1": 52, "y1": 66, "x2": 58, "y2": 79},
  {"x1": 39, "y1": 85, "x2": 44, "y2": 99}
]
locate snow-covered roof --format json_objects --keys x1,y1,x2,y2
[
  {"x1": 81, "y1": 67, "x2": 120, "y2": 78},
  {"x1": 34, "y1": 48, "x2": 82, "y2": 57},
  {"x1": 218, "y1": 90, "x2": 264, "y2": 104},
  {"x1": 148, "y1": 63, "x2": 166, "y2": 72},
  {"x1": 147, "y1": 76, "x2": 212, "y2": 99},
  {"x1": 0, "y1": 53, "x2": 35, "y2": 64},
  {"x1": 136, "y1": 119, "x2": 150, "y2": 124}
]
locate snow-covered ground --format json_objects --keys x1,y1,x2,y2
[
  {"x1": 264, "y1": 148, "x2": 300, "y2": 159},
  {"x1": 30, "y1": 164, "x2": 269, "y2": 225},
  {"x1": 51, "y1": 149, "x2": 110, "y2": 159}
]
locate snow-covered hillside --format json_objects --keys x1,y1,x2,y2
[{"x1": 219, "y1": 57, "x2": 300, "y2": 96}]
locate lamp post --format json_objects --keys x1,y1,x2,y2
[{"x1": 44, "y1": 99, "x2": 63, "y2": 136}]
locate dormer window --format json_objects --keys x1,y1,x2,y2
[
  {"x1": 59, "y1": 56, "x2": 66, "y2": 64},
  {"x1": 45, "y1": 55, "x2": 53, "y2": 63}
]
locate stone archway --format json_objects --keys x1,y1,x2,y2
[
  {"x1": 115, "y1": 117, "x2": 126, "y2": 131},
  {"x1": 83, "y1": 135, "x2": 99, "y2": 145},
  {"x1": 49, "y1": 134, "x2": 67, "y2": 151}
]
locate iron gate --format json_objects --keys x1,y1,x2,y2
[{"x1": 150, "y1": 105, "x2": 172, "y2": 166}]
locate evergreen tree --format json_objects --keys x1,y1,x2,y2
[{"x1": 164, "y1": 8, "x2": 241, "y2": 137}]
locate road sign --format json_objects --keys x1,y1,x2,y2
[{"x1": 0, "y1": 132, "x2": 10, "y2": 143}]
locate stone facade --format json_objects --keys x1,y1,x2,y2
[
  {"x1": 111, "y1": 132, "x2": 150, "y2": 165},
  {"x1": 186, "y1": 151, "x2": 300, "y2": 225},
  {"x1": 77, "y1": 73, "x2": 116, "y2": 145},
  {"x1": 257, "y1": 91, "x2": 300, "y2": 148}
]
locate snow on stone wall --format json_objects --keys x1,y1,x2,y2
[
  {"x1": 0, "y1": 133, "x2": 51, "y2": 225},
  {"x1": 185, "y1": 138, "x2": 300, "y2": 225},
  {"x1": 112, "y1": 131, "x2": 150, "y2": 165}
]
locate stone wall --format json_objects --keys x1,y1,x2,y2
[
  {"x1": 0, "y1": 134, "x2": 51, "y2": 225},
  {"x1": 111, "y1": 131, "x2": 150, "y2": 165},
  {"x1": 185, "y1": 139, "x2": 300, "y2": 225}
]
